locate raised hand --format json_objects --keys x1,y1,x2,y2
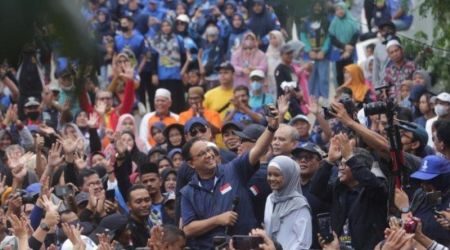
[
  {"x1": 47, "y1": 141, "x2": 64, "y2": 168},
  {"x1": 74, "y1": 151, "x2": 87, "y2": 170},
  {"x1": 119, "y1": 64, "x2": 134, "y2": 81},
  {"x1": 336, "y1": 133, "x2": 352, "y2": 160},
  {"x1": 8, "y1": 214, "x2": 30, "y2": 239},
  {"x1": 35, "y1": 133, "x2": 45, "y2": 150},
  {"x1": 148, "y1": 225, "x2": 164, "y2": 250},
  {"x1": 277, "y1": 95, "x2": 289, "y2": 117},
  {"x1": 62, "y1": 223, "x2": 86, "y2": 250},
  {"x1": 95, "y1": 101, "x2": 107, "y2": 115},
  {"x1": 114, "y1": 132, "x2": 127, "y2": 155},
  {"x1": 327, "y1": 136, "x2": 342, "y2": 163},
  {"x1": 59, "y1": 137, "x2": 82, "y2": 154},
  {"x1": 87, "y1": 112, "x2": 99, "y2": 129},
  {"x1": 42, "y1": 194, "x2": 61, "y2": 213},
  {"x1": 0, "y1": 174, "x2": 8, "y2": 195},
  {"x1": 38, "y1": 124, "x2": 56, "y2": 135}
]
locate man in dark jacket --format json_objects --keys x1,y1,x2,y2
[{"x1": 310, "y1": 134, "x2": 388, "y2": 250}]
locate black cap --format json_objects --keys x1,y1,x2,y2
[
  {"x1": 292, "y1": 142, "x2": 325, "y2": 159},
  {"x1": 234, "y1": 124, "x2": 265, "y2": 142},
  {"x1": 88, "y1": 213, "x2": 128, "y2": 244},
  {"x1": 221, "y1": 121, "x2": 244, "y2": 133},
  {"x1": 216, "y1": 61, "x2": 235, "y2": 72}
]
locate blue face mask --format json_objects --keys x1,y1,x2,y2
[{"x1": 250, "y1": 81, "x2": 262, "y2": 91}]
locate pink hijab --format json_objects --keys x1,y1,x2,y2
[{"x1": 115, "y1": 114, "x2": 147, "y2": 153}]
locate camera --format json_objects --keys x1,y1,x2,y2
[
  {"x1": 17, "y1": 189, "x2": 39, "y2": 204},
  {"x1": 403, "y1": 219, "x2": 417, "y2": 234},
  {"x1": 363, "y1": 101, "x2": 390, "y2": 116},
  {"x1": 323, "y1": 96, "x2": 355, "y2": 120}
]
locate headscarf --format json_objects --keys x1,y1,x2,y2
[
  {"x1": 328, "y1": 2, "x2": 359, "y2": 44},
  {"x1": 413, "y1": 70, "x2": 432, "y2": 89},
  {"x1": 116, "y1": 114, "x2": 146, "y2": 153},
  {"x1": 266, "y1": 30, "x2": 285, "y2": 59},
  {"x1": 237, "y1": 32, "x2": 258, "y2": 54},
  {"x1": 344, "y1": 64, "x2": 369, "y2": 102},
  {"x1": 151, "y1": 20, "x2": 181, "y2": 68},
  {"x1": 268, "y1": 156, "x2": 310, "y2": 238},
  {"x1": 363, "y1": 56, "x2": 374, "y2": 83},
  {"x1": 230, "y1": 13, "x2": 248, "y2": 34},
  {"x1": 247, "y1": 2, "x2": 276, "y2": 39}
]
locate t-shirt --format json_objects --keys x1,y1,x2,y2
[{"x1": 203, "y1": 86, "x2": 234, "y2": 119}]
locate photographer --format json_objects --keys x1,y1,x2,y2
[
  {"x1": 395, "y1": 155, "x2": 450, "y2": 245},
  {"x1": 310, "y1": 134, "x2": 388, "y2": 249}
]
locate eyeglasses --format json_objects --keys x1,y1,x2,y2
[
  {"x1": 116, "y1": 59, "x2": 129, "y2": 64},
  {"x1": 99, "y1": 96, "x2": 112, "y2": 101},
  {"x1": 243, "y1": 47, "x2": 252, "y2": 51},
  {"x1": 189, "y1": 126, "x2": 207, "y2": 137}
]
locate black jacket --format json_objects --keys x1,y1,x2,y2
[{"x1": 310, "y1": 156, "x2": 388, "y2": 250}]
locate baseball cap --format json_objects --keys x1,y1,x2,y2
[
  {"x1": 155, "y1": 88, "x2": 171, "y2": 100},
  {"x1": 88, "y1": 213, "x2": 128, "y2": 244},
  {"x1": 292, "y1": 142, "x2": 325, "y2": 159},
  {"x1": 398, "y1": 121, "x2": 428, "y2": 147},
  {"x1": 410, "y1": 155, "x2": 450, "y2": 180},
  {"x1": 216, "y1": 61, "x2": 235, "y2": 72},
  {"x1": 25, "y1": 97, "x2": 40, "y2": 107},
  {"x1": 436, "y1": 92, "x2": 450, "y2": 103},
  {"x1": 234, "y1": 124, "x2": 265, "y2": 142},
  {"x1": 184, "y1": 117, "x2": 208, "y2": 134},
  {"x1": 176, "y1": 15, "x2": 190, "y2": 24},
  {"x1": 221, "y1": 121, "x2": 244, "y2": 133},
  {"x1": 164, "y1": 191, "x2": 176, "y2": 204},
  {"x1": 289, "y1": 114, "x2": 310, "y2": 125},
  {"x1": 249, "y1": 69, "x2": 265, "y2": 79}
]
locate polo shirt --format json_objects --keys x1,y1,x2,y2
[
  {"x1": 178, "y1": 108, "x2": 222, "y2": 129},
  {"x1": 180, "y1": 153, "x2": 258, "y2": 249}
]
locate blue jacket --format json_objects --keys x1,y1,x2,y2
[
  {"x1": 114, "y1": 30, "x2": 146, "y2": 60},
  {"x1": 180, "y1": 153, "x2": 258, "y2": 249}
]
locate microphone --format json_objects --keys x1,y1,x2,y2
[{"x1": 224, "y1": 197, "x2": 240, "y2": 236}]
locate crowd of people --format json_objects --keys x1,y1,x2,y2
[{"x1": 0, "y1": 0, "x2": 449, "y2": 249}]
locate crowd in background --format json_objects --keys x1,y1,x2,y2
[{"x1": 0, "y1": 0, "x2": 449, "y2": 249}]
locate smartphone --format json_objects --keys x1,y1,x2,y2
[
  {"x1": 54, "y1": 185, "x2": 71, "y2": 198},
  {"x1": 317, "y1": 213, "x2": 333, "y2": 243},
  {"x1": 105, "y1": 189, "x2": 116, "y2": 202},
  {"x1": 263, "y1": 104, "x2": 275, "y2": 117},
  {"x1": 232, "y1": 235, "x2": 263, "y2": 250}
]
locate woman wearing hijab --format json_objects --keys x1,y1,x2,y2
[
  {"x1": 150, "y1": 19, "x2": 186, "y2": 113},
  {"x1": 337, "y1": 64, "x2": 372, "y2": 103},
  {"x1": 226, "y1": 13, "x2": 249, "y2": 60},
  {"x1": 300, "y1": 1, "x2": 331, "y2": 100},
  {"x1": 264, "y1": 155, "x2": 312, "y2": 250},
  {"x1": 329, "y1": 2, "x2": 359, "y2": 86},
  {"x1": 115, "y1": 114, "x2": 147, "y2": 153},
  {"x1": 199, "y1": 25, "x2": 225, "y2": 80},
  {"x1": 247, "y1": 0, "x2": 280, "y2": 49},
  {"x1": 231, "y1": 32, "x2": 268, "y2": 87},
  {"x1": 266, "y1": 30, "x2": 285, "y2": 98}
]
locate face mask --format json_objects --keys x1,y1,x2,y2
[
  {"x1": 120, "y1": 25, "x2": 129, "y2": 32},
  {"x1": 27, "y1": 111, "x2": 40, "y2": 120},
  {"x1": 434, "y1": 104, "x2": 448, "y2": 117},
  {"x1": 250, "y1": 81, "x2": 262, "y2": 91}
]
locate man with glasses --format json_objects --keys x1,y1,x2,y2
[
  {"x1": 292, "y1": 142, "x2": 329, "y2": 248},
  {"x1": 179, "y1": 86, "x2": 222, "y2": 135},
  {"x1": 179, "y1": 107, "x2": 279, "y2": 249}
]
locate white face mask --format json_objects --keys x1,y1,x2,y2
[{"x1": 434, "y1": 104, "x2": 449, "y2": 117}]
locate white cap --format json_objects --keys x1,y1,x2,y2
[
  {"x1": 155, "y1": 88, "x2": 171, "y2": 100},
  {"x1": 289, "y1": 114, "x2": 310, "y2": 125},
  {"x1": 249, "y1": 69, "x2": 265, "y2": 79},
  {"x1": 436, "y1": 92, "x2": 450, "y2": 103},
  {"x1": 24, "y1": 97, "x2": 40, "y2": 107},
  {"x1": 386, "y1": 39, "x2": 402, "y2": 50},
  {"x1": 176, "y1": 14, "x2": 190, "y2": 23}
]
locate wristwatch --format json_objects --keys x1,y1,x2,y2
[
  {"x1": 39, "y1": 222, "x2": 50, "y2": 232},
  {"x1": 400, "y1": 207, "x2": 410, "y2": 213}
]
